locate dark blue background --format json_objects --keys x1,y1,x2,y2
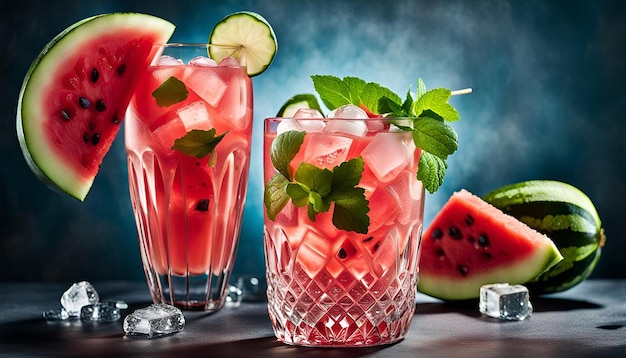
[{"x1": 1, "y1": 0, "x2": 624, "y2": 282}]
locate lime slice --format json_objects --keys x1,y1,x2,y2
[
  {"x1": 276, "y1": 94, "x2": 323, "y2": 117},
  {"x1": 209, "y1": 11, "x2": 277, "y2": 77}
]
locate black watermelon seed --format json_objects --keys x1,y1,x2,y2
[
  {"x1": 372, "y1": 242, "x2": 381, "y2": 252},
  {"x1": 79, "y1": 97, "x2": 91, "y2": 108},
  {"x1": 467, "y1": 235, "x2": 475, "y2": 243},
  {"x1": 481, "y1": 252, "x2": 493, "y2": 259},
  {"x1": 436, "y1": 247, "x2": 445, "y2": 258},
  {"x1": 432, "y1": 228, "x2": 443, "y2": 240},
  {"x1": 83, "y1": 133, "x2": 89, "y2": 143},
  {"x1": 91, "y1": 68, "x2": 99, "y2": 83},
  {"x1": 465, "y1": 214, "x2": 475, "y2": 226},
  {"x1": 61, "y1": 110, "x2": 71, "y2": 121},
  {"x1": 448, "y1": 226, "x2": 462, "y2": 240},
  {"x1": 363, "y1": 236, "x2": 374, "y2": 243},
  {"x1": 337, "y1": 247, "x2": 347, "y2": 260},
  {"x1": 195, "y1": 199, "x2": 210, "y2": 211},
  {"x1": 478, "y1": 234, "x2": 490, "y2": 248},
  {"x1": 458, "y1": 265, "x2": 469, "y2": 276},
  {"x1": 117, "y1": 63, "x2": 127, "y2": 76},
  {"x1": 112, "y1": 114, "x2": 120, "y2": 124},
  {"x1": 95, "y1": 100, "x2": 106, "y2": 112},
  {"x1": 91, "y1": 133, "x2": 100, "y2": 145}
]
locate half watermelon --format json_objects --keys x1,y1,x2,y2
[
  {"x1": 17, "y1": 13, "x2": 175, "y2": 201},
  {"x1": 418, "y1": 189, "x2": 563, "y2": 301}
]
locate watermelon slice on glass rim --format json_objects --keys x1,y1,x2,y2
[{"x1": 16, "y1": 13, "x2": 176, "y2": 201}]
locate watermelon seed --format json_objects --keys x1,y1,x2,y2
[
  {"x1": 457, "y1": 265, "x2": 468, "y2": 276},
  {"x1": 363, "y1": 236, "x2": 374, "y2": 243},
  {"x1": 91, "y1": 133, "x2": 100, "y2": 145},
  {"x1": 465, "y1": 214, "x2": 475, "y2": 226},
  {"x1": 195, "y1": 199, "x2": 210, "y2": 211},
  {"x1": 91, "y1": 68, "x2": 99, "y2": 83},
  {"x1": 478, "y1": 234, "x2": 490, "y2": 248},
  {"x1": 83, "y1": 133, "x2": 89, "y2": 143},
  {"x1": 431, "y1": 228, "x2": 443, "y2": 240},
  {"x1": 467, "y1": 236, "x2": 475, "y2": 243},
  {"x1": 112, "y1": 114, "x2": 120, "y2": 124},
  {"x1": 60, "y1": 110, "x2": 71, "y2": 121},
  {"x1": 436, "y1": 247, "x2": 445, "y2": 258},
  {"x1": 373, "y1": 241, "x2": 381, "y2": 252},
  {"x1": 448, "y1": 226, "x2": 462, "y2": 239},
  {"x1": 95, "y1": 100, "x2": 107, "y2": 112},
  {"x1": 117, "y1": 63, "x2": 127, "y2": 76},
  {"x1": 337, "y1": 247, "x2": 347, "y2": 260},
  {"x1": 79, "y1": 97, "x2": 91, "y2": 108}
]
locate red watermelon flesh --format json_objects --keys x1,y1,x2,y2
[
  {"x1": 17, "y1": 13, "x2": 175, "y2": 201},
  {"x1": 417, "y1": 189, "x2": 563, "y2": 301}
]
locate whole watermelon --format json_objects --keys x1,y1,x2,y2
[{"x1": 483, "y1": 180, "x2": 606, "y2": 295}]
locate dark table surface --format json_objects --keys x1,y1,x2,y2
[{"x1": 0, "y1": 279, "x2": 624, "y2": 357}]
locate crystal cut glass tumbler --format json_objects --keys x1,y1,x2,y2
[
  {"x1": 125, "y1": 44, "x2": 253, "y2": 311},
  {"x1": 263, "y1": 117, "x2": 424, "y2": 346}
]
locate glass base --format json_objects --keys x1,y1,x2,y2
[{"x1": 150, "y1": 271, "x2": 230, "y2": 312}]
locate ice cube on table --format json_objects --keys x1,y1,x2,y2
[
  {"x1": 80, "y1": 302, "x2": 122, "y2": 322},
  {"x1": 123, "y1": 303, "x2": 185, "y2": 338},
  {"x1": 479, "y1": 283, "x2": 533, "y2": 321},
  {"x1": 43, "y1": 308, "x2": 69, "y2": 321},
  {"x1": 60, "y1": 281, "x2": 99, "y2": 317}
]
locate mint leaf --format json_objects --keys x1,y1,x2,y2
[
  {"x1": 311, "y1": 75, "x2": 351, "y2": 110},
  {"x1": 360, "y1": 82, "x2": 401, "y2": 114},
  {"x1": 412, "y1": 117, "x2": 458, "y2": 158},
  {"x1": 418, "y1": 151, "x2": 448, "y2": 193},
  {"x1": 172, "y1": 129, "x2": 227, "y2": 159},
  {"x1": 264, "y1": 174, "x2": 290, "y2": 220},
  {"x1": 293, "y1": 162, "x2": 333, "y2": 198},
  {"x1": 152, "y1": 76, "x2": 189, "y2": 107},
  {"x1": 332, "y1": 188, "x2": 370, "y2": 234},
  {"x1": 343, "y1": 76, "x2": 367, "y2": 104},
  {"x1": 270, "y1": 130, "x2": 305, "y2": 179},
  {"x1": 416, "y1": 78, "x2": 427, "y2": 99},
  {"x1": 412, "y1": 88, "x2": 460, "y2": 121}
]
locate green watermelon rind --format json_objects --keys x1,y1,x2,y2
[
  {"x1": 418, "y1": 240, "x2": 562, "y2": 301},
  {"x1": 17, "y1": 13, "x2": 175, "y2": 201},
  {"x1": 483, "y1": 180, "x2": 605, "y2": 295}
]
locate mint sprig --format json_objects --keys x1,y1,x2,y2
[
  {"x1": 310, "y1": 75, "x2": 465, "y2": 193},
  {"x1": 263, "y1": 130, "x2": 370, "y2": 234}
]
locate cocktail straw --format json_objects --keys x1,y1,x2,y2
[{"x1": 451, "y1": 88, "x2": 473, "y2": 96}]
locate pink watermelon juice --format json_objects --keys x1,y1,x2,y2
[
  {"x1": 263, "y1": 117, "x2": 425, "y2": 346},
  {"x1": 125, "y1": 44, "x2": 252, "y2": 311}
]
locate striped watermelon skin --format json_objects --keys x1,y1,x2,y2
[{"x1": 483, "y1": 180, "x2": 605, "y2": 295}]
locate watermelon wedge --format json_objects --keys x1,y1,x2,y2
[
  {"x1": 418, "y1": 189, "x2": 563, "y2": 301},
  {"x1": 17, "y1": 13, "x2": 175, "y2": 201}
]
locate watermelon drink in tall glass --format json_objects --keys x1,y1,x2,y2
[
  {"x1": 125, "y1": 44, "x2": 253, "y2": 311},
  {"x1": 263, "y1": 108, "x2": 425, "y2": 346}
]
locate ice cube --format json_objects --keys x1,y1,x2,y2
[
  {"x1": 218, "y1": 57, "x2": 241, "y2": 67},
  {"x1": 80, "y1": 302, "x2": 122, "y2": 322},
  {"x1": 302, "y1": 133, "x2": 353, "y2": 170},
  {"x1": 293, "y1": 108, "x2": 324, "y2": 119},
  {"x1": 60, "y1": 281, "x2": 99, "y2": 317},
  {"x1": 189, "y1": 56, "x2": 217, "y2": 67},
  {"x1": 276, "y1": 118, "x2": 305, "y2": 135},
  {"x1": 123, "y1": 303, "x2": 185, "y2": 338},
  {"x1": 479, "y1": 283, "x2": 533, "y2": 321},
  {"x1": 43, "y1": 308, "x2": 69, "y2": 321},
  {"x1": 184, "y1": 68, "x2": 227, "y2": 107},
  {"x1": 156, "y1": 55, "x2": 184, "y2": 66},
  {"x1": 177, "y1": 101, "x2": 212, "y2": 131},
  {"x1": 362, "y1": 133, "x2": 412, "y2": 182},
  {"x1": 327, "y1": 104, "x2": 369, "y2": 119}
]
